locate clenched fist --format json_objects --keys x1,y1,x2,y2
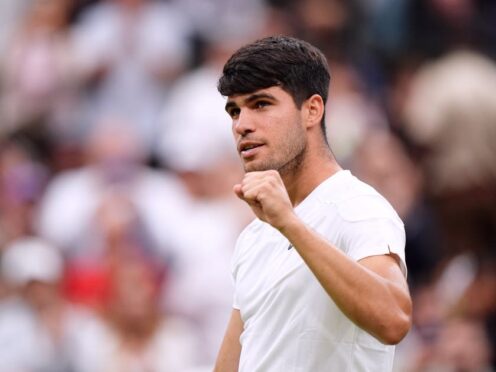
[{"x1": 233, "y1": 170, "x2": 296, "y2": 231}]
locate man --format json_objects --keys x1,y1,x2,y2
[{"x1": 214, "y1": 36, "x2": 412, "y2": 372}]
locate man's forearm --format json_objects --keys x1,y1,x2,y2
[{"x1": 279, "y1": 216, "x2": 412, "y2": 344}]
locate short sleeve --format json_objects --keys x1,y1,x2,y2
[{"x1": 336, "y1": 195, "x2": 407, "y2": 276}]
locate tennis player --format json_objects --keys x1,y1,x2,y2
[{"x1": 214, "y1": 36, "x2": 412, "y2": 372}]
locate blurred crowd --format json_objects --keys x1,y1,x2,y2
[{"x1": 0, "y1": 0, "x2": 495, "y2": 371}]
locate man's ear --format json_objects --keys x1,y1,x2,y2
[{"x1": 303, "y1": 94, "x2": 325, "y2": 129}]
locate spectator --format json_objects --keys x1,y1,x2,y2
[
  {"x1": 324, "y1": 61, "x2": 389, "y2": 165},
  {"x1": 0, "y1": 0, "x2": 75, "y2": 135},
  {"x1": 35, "y1": 119, "x2": 191, "y2": 258},
  {"x1": 170, "y1": 0, "x2": 267, "y2": 47},
  {"x1": 403, "y1": 50, "x2": 496, "y2": 258},
  {"x1": 158, "y1": 46, "x2": 252, "y2": 364},
  {"x1": 71, "y1": 0, "x2": 192, "y2": 152},
  {"x1": 0, "y1": 237, "x2": 108, "y2": 372},
  {"x1": 90, "y1": 257, "x2": 200, "y2": 371},
  {"x1": 0, "y1": 138, "x2": 48, "y2": 248}
]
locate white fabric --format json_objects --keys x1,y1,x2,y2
[
  {"x1": 71, "y1": 2, "x2": 191, "y2": 148},
  {"x1": 81, "y1": 318, "x2": 198, "y2": 372},
  {"x1": 159, "y1": 66, "x2": 237, "y2": 171},
  {"x1": 35, "y1": 166, "x2": 191, "y2": 258},
  {"x1": 1, "y1": 238, "x2": 63, "y2": 285},
  {"x1": 163, "y1": 198, "x2": 248, "y2": 364},
  {"x1": 232, "y1": 170, "x2": 406, "y2": 372},
  {"x1": 0, "y1": 0, "x2": 28, "y2": 56},
  {"x1": 169, "y1": 0, "x2": 266, "y2": 43},
  {"x1": 0, "y1": 298, "x2": 198, "y2": 372},
  {"x1": 0, "y1": 299, "x2": 109, "y2": 372}
]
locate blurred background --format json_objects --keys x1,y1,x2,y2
[{"x1": 0, "y1": 0, "x2": 495, "y2": 371}]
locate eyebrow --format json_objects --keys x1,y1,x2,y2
[{"x1": 225, "y1": 92, "x2": 277, "y2": 113}]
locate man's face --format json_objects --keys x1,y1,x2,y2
[{"x1": 225, "y1": 86, "x2": 308, "y2": 174}]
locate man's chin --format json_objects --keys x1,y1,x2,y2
[
  {"x1": 243, "y1": 164, "x2": 258, "y2": 173},
  {"x1": 243, "y1": 161, "x2": 276, "y2": 173}
]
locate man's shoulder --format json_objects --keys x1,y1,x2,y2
[{"x1": 317, "y1": 172, "x2": 403, "y2": 225}]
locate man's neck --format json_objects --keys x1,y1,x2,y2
[{"x1": 282, "y1": 147, "x2": 341, "y2": 207}]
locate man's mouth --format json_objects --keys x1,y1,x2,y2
[{"x1": 238, "y1": 142, "x2": 264, "y2": 158}]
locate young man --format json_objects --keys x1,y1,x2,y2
[{"x1": 214, "y1": 36, "x2": 412, "y2": 372}]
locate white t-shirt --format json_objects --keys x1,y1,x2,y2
[{"x1": 232, "y1": 170, "x2": 406, "y2": 372}]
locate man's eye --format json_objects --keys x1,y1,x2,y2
[
  {"x1": 229, "y1": 108, "x2": 240, "y2": 118},
  {"x1": 255, "y1": 101, "x2": 270, "y2": 109}
]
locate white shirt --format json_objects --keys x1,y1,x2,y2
[{"x1": 232, "y1": 170, "x2": 406, "y2": 372}]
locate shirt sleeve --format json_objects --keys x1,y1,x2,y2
[{"x1": 336, "y1": 195, "x2": 407, "y2": 277}]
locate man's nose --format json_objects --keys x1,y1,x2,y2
[{"x1": 233, "y1": 110, "x2": 255, "y2": 136}]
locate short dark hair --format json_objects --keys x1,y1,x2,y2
[{"x1": 218, "y1": 36, "x2": 331, "y2": 134}]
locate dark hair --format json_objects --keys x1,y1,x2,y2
[{"x1": 218, "y1": 36, "x2": 331, "y2": 135}]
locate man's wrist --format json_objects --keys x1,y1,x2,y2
[{"x1": 276, "y1": 212, "x2": 301, "y2": 237}]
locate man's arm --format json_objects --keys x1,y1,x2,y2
[
  {"x1": 214, "y1": 309, "x2": 243, "y2": 372},
  {"x1": 281, "y1": 218, "x2": 411, "y2": 344},
  {"x1": 234, "y1": 170, "x2": 412, "y2": 345}
]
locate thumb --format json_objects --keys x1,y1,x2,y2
[{"x1": 233, "y1": 184, "x2": 244, "y2": 200}]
